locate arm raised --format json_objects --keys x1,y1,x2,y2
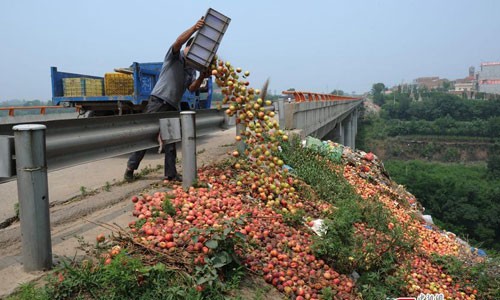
[{"x1": 172, "y1": 17, "x2": 204, "y2": 53}]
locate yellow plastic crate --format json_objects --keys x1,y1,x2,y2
[
  {"x1": 104, "y1": 73, "x2": 134, "y2": 95},
  {"x1": 62, "y1": 78, "x2": 103, "y2": 97},
  {"x1": 85, "y1": 79, "x2": 104, "y2": 96}
]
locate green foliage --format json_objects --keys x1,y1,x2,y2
[
  {"x1": 79, "y1": 186, "x2": 87, "y2": 196},
  {"x1": 191, "y1": 180, "x2": 210, "y2": 189},
  {"x1": 7, "y1": 233, "x2": 249, "y2": 300},
  {"x1": 487, "y1": 143, "x2": 500, "y2": 178},
  {"x1": 385, "y1": 160, "x2": 500, "y2": 250},
  {"x1": 134, "y1": 218, "x2": 147, "y2": 230},
  {"x1": 357, "y1": 262, "x2": 409, "y2": 300},
  {"x1": 430, "y1": 253, "x2": 500, "y2": 299},
  {"x1": 363, "y1": 92, "x2": 500, "y2": 138},
  {"x1": 443, "y1": 147, "x2": 460, "y2": 162},
  {"x1": 189, "y1": 217, "x2": 247, "y2": 298},
  {"x1": 381, "y1": 92, "x2": 500, "y2": 122},
  {"x1": 378, "y1": 118, "x2": 498, "y2": 138},
  {"x1": 279, "y1": 208, "x2": 306, "y2": 227},
  {"x1": 320, "y1": 287, "x2": 334, "y2": 299},
  {"x1": 279, "y1": 138, "x2": 415, "y2": 297},
  {"x1": 161, "y1": 197, "x2": 176, "y2": 217},
  {"x1": 135, "y1": 164, "x2": 162, "y2": 179},
  {"x1": 330, "y1": 89, "x2": 344, "y2": 96},
  {"x1": 278, "y1": 137, "x2": 357, "y2": 205},
  {"x1": 7, "y1": 283, "x2": 47, "y2": 300},
  {"x1": 371, "y1": 83, "x2": 386, "y2": 95},
  {"x1": 358, "y1": 90, "x2": 500, "y2": 252},
  {"x1": 371, "y1": 83, "x2": 386, "y2": 106},
  {"x1": 9, "y1": 252, "x2": 202, "y2": 300}
]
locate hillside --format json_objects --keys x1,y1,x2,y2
[
  {"x1": 357, "y1": 92, "x2": 500, "y2": 251},
  {"x1": 366, "y1": 135, "x2": 491, "y2": 162},
  {"x1": 8, "y1": 137, "x2": 498, "y2": 300}
]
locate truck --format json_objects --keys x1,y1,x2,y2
[{"x1": 50, "y1": 62, "x2": 213, "y2": 116}]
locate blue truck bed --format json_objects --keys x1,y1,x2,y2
[{"x1": 51, "y1": 62, "x2": 213, "y2": 114}]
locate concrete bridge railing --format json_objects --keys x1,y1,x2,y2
[{"x1": 277, "y1": 99, "x2": 363, "y2": 149}]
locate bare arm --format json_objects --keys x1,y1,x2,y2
[{"x1": 172, "y1": 17, "x2": 204, "y2": 53}]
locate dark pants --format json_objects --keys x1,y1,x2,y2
[{"x1": 127, "y1": 96, "x2": 178, "y2": 178}]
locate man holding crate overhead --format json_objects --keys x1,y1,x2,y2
[{"x1": 125, "y1": 17, "x2": 211, "y2": 182}]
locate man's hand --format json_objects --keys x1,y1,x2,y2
[{"x1": 193, "y1": 17, "x2": 205, "y2": 31}]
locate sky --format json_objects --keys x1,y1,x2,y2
[{"x1": 1, "y1": 0, "x2": 500, "y2": 101}]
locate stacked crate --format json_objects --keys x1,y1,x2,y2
[
  {"x1": 62, "y1": 78, "x2": 104, "y2": 97},
  {"x1": 104, "y1": 73, "x2": 134, "y2": 95},
  {"x1": 84, "y1": 79, "x2": 104, "y2": 96}
]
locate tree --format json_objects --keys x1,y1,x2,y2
[
  {"x1": 398, "y1": 94, "x2": 411, "y2": 119},
  {"x1": 371, "y1": 83, "x2": 386, "y2": 106},
  {"x1": 371, "y1": 83, "x2": 386, "y2": 95},
  {"x1": 487, "y1": 143, "x2": 500, "y2": 178},
  {"x1": 330, "y1": 89, "x2": 344, "y2": 96}
]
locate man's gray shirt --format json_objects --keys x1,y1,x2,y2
[{"x1": 151, "y1": 46, "x2": 195, "y2": 108}]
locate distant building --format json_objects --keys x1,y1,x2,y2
[
  {"x1": 478, "y1": 62, "x2": 500, "y2": 95},
  {"x1": 414, "y1": 77, "x2": 447, "y2": 90},
  {"x1": 442, "y1": 66, "x2": 477, "y2": 99},
  {"x1": 450, "y1": 69, "x2": 476, "y2": 99},
  {"x1": 454, "y1": 80, "x2": 475, "y2": 92}
]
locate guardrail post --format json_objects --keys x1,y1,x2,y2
[
  {"x1": 180, "y1": 112, "x2": 197, "y2": 188},
  {"x1": 13, "y1": 124, "x2": 52, "y2": 271}
]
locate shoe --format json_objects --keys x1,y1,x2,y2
[
  {"x1": 166, "y1": 174, "x2": 182, "y2": 182},
  {"x1": 124, "y1": 169, "x2": 134, "y2": 182}
]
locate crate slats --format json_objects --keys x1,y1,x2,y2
[
  {"x1": 104, "y1": 73, "x2": 134, "y2": 95},
  {"x1": 185, "y1": 8, "x2": 231, "y2": 71}
]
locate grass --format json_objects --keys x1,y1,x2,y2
[
  {"x1": 430, "y1": 253, "x2": 500, "y2": 299},
  {"x1": 7, "y1": 251, "x2": 227, "y2": 300},
  {"x1": 133, "y1": 164, "x2": 163, "y2": 180},
  {"x1": 219, "y1": 142, "x2": 235, "y2": 147},
  {"x1": 7, "y1": 283, "x2": 44, "y2": 300},
  {"x1": 79, "y1": 186, "x2": 87, "y2": 196},
  {"x1": 278, "y1": 137, "x2": 415, "y2": 297},
  {"x1": 104, "y1": 181, "x2": 111, "y2": 192},
  {"x1": 7, "y1": 215, "x2": 249, "y2": 300}
]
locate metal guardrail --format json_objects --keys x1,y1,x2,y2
[
  {"x1": 282, "y1": 90, "x2": 362, "y2": 102},
  {"x1": 0, "y1": 109, "x2": 228, "y2": 181},
  {"x1": 0, "y1": 109, "x2": 227, "y2": 271}
]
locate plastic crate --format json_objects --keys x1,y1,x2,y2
[
  {"x1": 185, "y1": 8, "x2": 231, "y2": 71},
  {"x1": 63, "y1": 78, "x2": 103, "y2": 97},
  {"x1": 85, "y1": 78, "x2": 104, "y2": 96},
  {"x1": 104, "y1": 73, "x2": 134, "y2": 95}
]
